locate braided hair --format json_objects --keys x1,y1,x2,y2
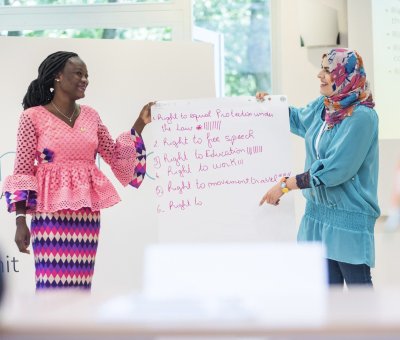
[{"x1": 22, "y1": 51, "x2": 79, "y2": 109}]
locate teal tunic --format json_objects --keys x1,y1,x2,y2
[{"x1": 290, "y1": 96, "x2": 380, "y2": 267}]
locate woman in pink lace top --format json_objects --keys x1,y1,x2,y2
[{"x1": 2, "y1": 51, "x2": 153, "y2": 290}]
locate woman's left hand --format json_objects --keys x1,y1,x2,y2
[
  {"x1": 259, "y1": 182, "x2": 284, "y2": 206},
  {"x1": 134, "y1": 101, "x2": 156, "y2": 134},
  {"x1": 139, "y1": 101, "x2": 156, "y2": 125}
]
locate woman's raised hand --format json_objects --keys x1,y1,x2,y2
[
  {"x1": 134, "y1": 101, "x2": 156, "y2": 135},
  {"x1": 256, "y1": 92, "x2": 269, "y2": 101},
  {"x1": 139, "y1": 101, "x2": 156, "y2": 125}
]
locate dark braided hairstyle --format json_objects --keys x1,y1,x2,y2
[{"x1": 22, "y1": 51, "x2": 79, "y2": 109}]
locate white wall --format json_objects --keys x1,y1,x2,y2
[
  {"x1": 349, "y1": 0, "x2": 400, "y2": 140},
  {"x1": 347, "y1": 0, "x2": 374, "y2": 92},
  {"x1": 272, "y1": 0, "x2": 348, "y2": 105},
  {"x1": 347, "y1": 0, "x2": 400, "y2": 215}
]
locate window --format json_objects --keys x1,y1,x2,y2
[
  {"x1": 0, "y1": 0, "x2": 271, "y2": 96},
  {"x1": 194, "y1": 0, "x2": 271, "y2": 96}
]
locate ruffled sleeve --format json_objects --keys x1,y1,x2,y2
[
  {"x1": 2, "y1": 111, "x2": 38, "y2": 213},
  {"x1": 97, "y1": 119, "x2": 146, "y2": 188}
]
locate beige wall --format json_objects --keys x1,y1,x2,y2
[{"x1": 347, "y1": 0, "x2": 374, "y2": 92}]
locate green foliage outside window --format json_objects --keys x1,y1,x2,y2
[
  {"x1": 8, "y1": 28, "x2": 172, "y2": 41},
  {"x1": 194, "y1": 0, "x2": 271, "y2": 96}
]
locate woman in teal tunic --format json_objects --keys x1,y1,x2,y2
[{"x1": 258, "y1": 48, "x2": 380, "y2": 286}]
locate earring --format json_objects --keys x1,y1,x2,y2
[
  {"x1": 50, "y1": 87, "x2": 54, "y2": 93},
  {"x1": 55, "y1": 79, "x2": 60, "y2": 82}
]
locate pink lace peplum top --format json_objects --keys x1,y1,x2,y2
[{"x1": 2, "y1": 105, "x2": 146, "y2": 213}]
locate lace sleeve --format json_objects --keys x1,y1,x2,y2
[
  {"x1": 97, "y1": 119, "x2": 146, "y2": 188},
  {"x1": 296, "y1": 170, "x2": 323, "y2": 189},
  {"x1": 296, "y1": 171, "x2": 311, "y2": 189}
]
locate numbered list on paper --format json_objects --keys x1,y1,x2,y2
[{"x1": 149, "y1": 96, "x2": 292, "y2": 219}]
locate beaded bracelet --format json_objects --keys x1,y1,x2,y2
[{"x1": 280, "y1": 177, "x2": 290, "y2": 194}]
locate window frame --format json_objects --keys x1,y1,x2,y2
[
  {"x1": 193, "y1": 26, "x2": 224, "y2": 97},
  {"x1": 0, "y1": 0, "x2": 193, "y2": 41}
]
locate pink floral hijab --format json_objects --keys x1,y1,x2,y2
[{"x1": 323, "y1": 48, "x2": 375, "y2": 128}]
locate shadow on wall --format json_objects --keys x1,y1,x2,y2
[
  {"x1": 0, "y1": 152, "x2": 16, "y2": 182},
  {"x1": 0, "y1": 252, "x2": 4, "y2": 306},
  {"x1": 379, "y1": 140, "x2": 400, "y2": 231},
  {"x1": 379, "y1": 139, "x2": 400, "y2": 220},
  {"x1": 0, "y1": 154, "x2": 14, "y2": 308}
]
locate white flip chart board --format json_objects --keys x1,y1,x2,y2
[{"x1": 149, "y1": 96, "x2": 297, "y2": 242}]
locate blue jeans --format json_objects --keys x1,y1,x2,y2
[{"x1": 327, "y1": 259, "x2": 373, "y2": 286}]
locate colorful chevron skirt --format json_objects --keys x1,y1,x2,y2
[{"x1": 30, "y1": 208, "x2": 100, "y2": 290}]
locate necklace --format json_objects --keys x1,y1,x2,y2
[{"x1": 51, "y1": 101, "x2": 77, "y2": 122}]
